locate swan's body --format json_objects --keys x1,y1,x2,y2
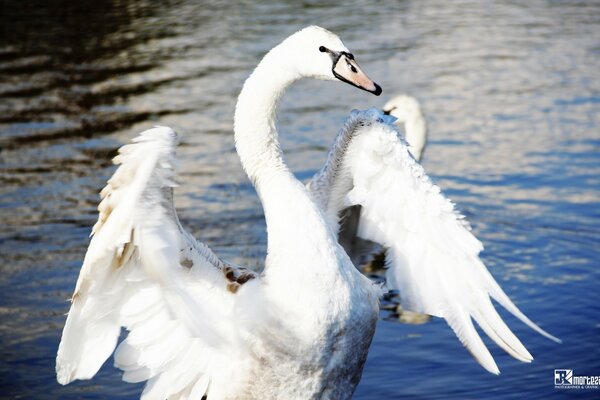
[{"x1": 57, "y1": 26, "x2": 557, "y2": 399}]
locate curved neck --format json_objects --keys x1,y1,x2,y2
[
  {"x1": 233, "y1": 42, "x2": 343, "y2": 280},
  {"x1": 234, "y1": 46, "x2": 300, "y2": 196},
  {"x1": 402, "y1": 114, "x2": 426, "y2": 162},
  {"x1": 233, "y1": 43, "x2": 331, "y2": 246}
]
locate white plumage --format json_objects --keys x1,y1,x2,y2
[
  {"x1": 57, "y1": 127, "x2": 240, "y2": 398},
  {"x1": 333, "y1": 94, "x2": 427, "y2": 267},
  {"x1": 308, "y1": 108, "x2": 559, "y2": 374},
  {"x1": 56, "y1": 26, "x2": 557, "y2": 399},
  {"x1": 383, "y1": 94, "x2": 427, "y2": 162}
]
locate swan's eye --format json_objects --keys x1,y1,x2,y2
[{"x1": 319, "y1": 46, "x2": 327, "y2": 53}]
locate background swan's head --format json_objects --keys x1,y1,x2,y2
[
  {"x1": 383, "y1": 95, "x2": 423, "y2": 122},
  {"x1": 278, "y1": 26, "x2": 382, "y2": 95}
]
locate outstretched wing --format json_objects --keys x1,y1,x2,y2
[
  {"x1": 308, "y1": 109, "x2": 559, "y2": 374},
  {"x1": 56, "y1": 126, "x2": 257, "y2": 399}
]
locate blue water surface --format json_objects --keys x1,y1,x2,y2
[{"x1": 1, "y1": 1, "x2": 599, "y2": 399}]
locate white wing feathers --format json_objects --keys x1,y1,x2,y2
[
  {"x1": 56, "y1": 126, "x2": 249, "y2": 399},
  {"x1": 311, "y1": 109, "x2": 559, "y2": 374}
]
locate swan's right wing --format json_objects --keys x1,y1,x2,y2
[
  {"x1": 56, "y1": 127, "x2": 257, "y2": 399},
  {"x1": 310, "y1": 109, "x2": 559, "y2": 374}
]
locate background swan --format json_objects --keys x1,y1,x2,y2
[
  {"x1": 56, "y1": 26, "x2": 557, "y2": 399},
  {"x1": 383, "y1": 94, "x2": 427, "y2": 162}
]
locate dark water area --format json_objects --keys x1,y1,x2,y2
[{"x1": 1, "y1": 0, "x2": 599, "y2": 398}]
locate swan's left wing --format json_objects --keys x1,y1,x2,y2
[
  {"x1": 57, "y1": 127, "x2": 258, "y2": 399},
  {"x1": 308, "y1": 109, "x2": 559, "y2": 374}
]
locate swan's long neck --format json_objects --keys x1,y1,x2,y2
[
  {"x1": 234, "y1": 44, "x2": 337, "y2": 265},
  {"x1": 234, "y1": 47, "x2": 299, "y2": 191},
  {"x1": 404, "y1": 114, "x2": 426, "y2": 161}
]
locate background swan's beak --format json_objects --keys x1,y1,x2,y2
[{"x1": 333, "y1": 55, "x2": 382, "y2": 96}]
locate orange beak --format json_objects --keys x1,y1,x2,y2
[{"x1": 333, "y1": 53, "x2": 382, "y2": 96}]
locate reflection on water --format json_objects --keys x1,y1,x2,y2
[{"x1": 1, "y1": 0, "x2": 599, "y2": 398}]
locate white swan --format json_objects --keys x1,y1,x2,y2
[
  {"x1": 56, "y1": 26, "x2": 557, "y2": 399},
  {"x1": 383, "y1": 94, "x2": 427, "y2": 162}
]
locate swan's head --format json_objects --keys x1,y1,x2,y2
[
  {"x1": 383, "y1": 95, "x2": 423, "y2": 123},
  {"x1": 281, "y1": 26, "x2": 382, "y2": 95}
]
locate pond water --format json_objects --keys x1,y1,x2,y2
[{"x1": 1, "y1": 0, "x2": 599, "y2": 399}]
